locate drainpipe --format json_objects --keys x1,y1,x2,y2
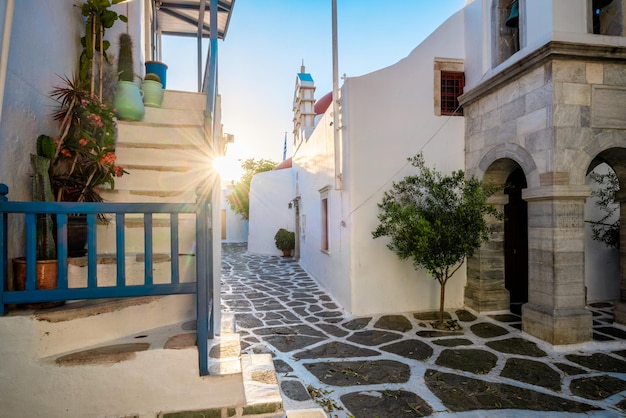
[
  {"x1": 0, "y1": 0, "x2": 14, "y2": 126},
  {"x1": 332, "y1": 0, "x2": 342, "y2": 190}
]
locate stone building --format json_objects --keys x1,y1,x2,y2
[
  {"x1": 461, "y1": 0, "x2": 626, "y2": 344},
  {"x1": 248, "y1": 0, "x2": 626, "y2": 345}
]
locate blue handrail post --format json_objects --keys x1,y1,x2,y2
[
  {"x1": 0, "y1": 184, "x2": 8, "y2": 315},
  {"x1": 207, "y1": 196, "x2": 214, "y2": 341},
  {"x1": 196, "y1": 189, "x2": 209, "y2": 376}
]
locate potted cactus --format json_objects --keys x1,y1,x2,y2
[
  {"x1": 12, "y1": 135, "x2": 61, "y2": 307},
  {"x1": 141, "y1": 73, "x2": 164, "y2": 108},
  {"x1": 113, "y1": 33, "x2": 144, "y2": 121}
]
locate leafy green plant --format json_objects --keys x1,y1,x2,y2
[
  {"x1": 372, "y1": 153, "x2": 503, "y2": 326},
  {"x1": 225, "y1": 158, "x2": 277, "y2": 220},
  {"x1": 79, "y1": 0, "x2": 128, "y2": 98},
  {"x1": 49, "y1": 75, "x2": 125, "y2": 207},
  {"x1": 587, "y1": 170, "x2": 619, "y2": 248},
  {"x1": 274, "y1": 228, "x2": 295, "y2": 254}
]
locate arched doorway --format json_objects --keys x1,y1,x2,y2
[
  {"x1": 465, "y1": 156, "x2": 532, "y2": 314},
  {"x1": 584, "y1": 148, "x2": 626, "y2": 326},
  {"x1": 504, "y1": 167, "x2": 528, "y2": 314}
]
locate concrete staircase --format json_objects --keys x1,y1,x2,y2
[
  {"x1": 0, "y1": 297, "x2": 283, "y2": 418},
  {"x1": 0, "y1": 91, "x2": 287, "y2": 417},
  {"x1": 98, "y1": 90, "x2": 211, "y2": 255}
]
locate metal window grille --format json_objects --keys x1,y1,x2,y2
[{"x1": 441, "y1": 71, "x2": 465, "y2": 116}]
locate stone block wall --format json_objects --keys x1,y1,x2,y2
[{"x1": 461, "y1": 46, "x2": 626, "y2": 344}]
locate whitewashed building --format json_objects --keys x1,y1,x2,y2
[{"x1": 248, "y1": 0, "x2": 626, "y2": 345}]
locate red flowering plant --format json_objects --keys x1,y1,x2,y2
[{"x1": 48, "y1": 75, "x2": 126, "y2": 206}]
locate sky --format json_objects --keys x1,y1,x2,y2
[{"x1": 161, "y1": 1, "x2": 466, "y2": 174}]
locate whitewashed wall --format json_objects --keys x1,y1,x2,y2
[
  {"x1": 293, "y1": 9, "x2": 467, "y2": 316},
  {"x1": 221, "y1": 187, "x2": 248, "y2": 242},
  {"x1": 344, "y1": 10, "x2": 467, "y2": 316},
  {"x1": 0, "y1": 0, "x2": 82, "y2": 260},
  {"x1": 292, "y1": 109, "x2": 351, "y2": 310},
  {"x1": 247, "y1": 169, "x2": 296, "y2": 256},
  {"x1": 0, "y1": 1, "x2": 145, "y2": 261},
  {"x1": 464, "y1": 0, "x2": 626, "y2": 91},
  {"x1": 584, "y1": 164, "x2": 620, "y2": 302}
]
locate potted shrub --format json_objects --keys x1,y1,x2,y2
[
  {"x1": 48, "y1": 75, "x2": 127, "y2": 255},
  {"x1": 274, "y1": 228, "x2": 295, "y2": 257},
  {"x1": 113, "y1": 33, "x2": 145, "y2": 121}
]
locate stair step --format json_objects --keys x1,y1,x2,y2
[
  {"x1": 115, "y1": 145, "x2": 208, "y2": 168},
  {"x1": 161, "y1": 89, "x2": 207, "y2": 110},
  {"x1": 34, "y1": 296, "x2": 163, "y2": 323},
  {"x1": 99, "y1": 189, "x2": 197, "y2": 203},
  {"x1": 116, "y1": 123, "x2": 206, "y2": 146},
  {"x1": 141, "y1": 107, "x2": 205, "y2": 125},
  {"x1": 110, "y1": 167, "x2": 207, "y2": 193},
  {"x1": 67, "y1": 252, "x2": 196, "y2": 285},
  {"x1": 55, "y1": 342, "x2": 150, "y2": 366},
  {"x1": 53, "y1": 320, "x2": 241, "y2": 376},
  {"x1": 25, "y1": 294, "x2": 197, "y2": 358},
  {"x1": 96, "y1": 219, "x2": 197, "y2": 254}
]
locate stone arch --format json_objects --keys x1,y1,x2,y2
[
  {"x1": 577, "y1": 131, "x2": 626, "y2": 186},
  {"x1": 583, "y1": 146, "x2": 626, "y2": 325},
  {"x1": 474, "y1": 143, "x2": 539, "y2": 189},
  {"x1": 465, "y1": 153, "x2": 531, "y2": 313}
]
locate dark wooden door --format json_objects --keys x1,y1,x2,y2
[{"x1": 504, "y1": 169, "x2": 528, "y2": 315}]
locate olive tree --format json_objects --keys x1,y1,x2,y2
[
  {"x1": 372, "y1": 153, "x2": 503, "y2": 326},
  {"x1": 225, "y1": 158, "x2": 277, "y2": 220},
  {"x1": 587, "y1": 169, "x2": 620, "y2": 249}
]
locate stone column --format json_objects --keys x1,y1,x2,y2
[
  {"x1": 464, "y1": 195, "x2": 510, "y2": 312},
  {"x1": 521, "y1": 186, "x2": 592, "y2": 345},
  {"x1": 613, "y1": 191, "x2": 626, "y2": 325}
]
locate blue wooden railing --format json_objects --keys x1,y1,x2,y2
[{"x1": 0, "y1": 183, "x2": 214, "y2": 376}]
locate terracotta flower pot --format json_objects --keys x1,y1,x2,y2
[{"x1": 12, "y1": 257, "x2": 63, "y2": 309}]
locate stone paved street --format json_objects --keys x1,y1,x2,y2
[{"x1": 220, "y1": 243, "x2": 626, "y2": 417}]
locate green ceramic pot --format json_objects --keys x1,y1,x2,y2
[
  {"x1": 114, "y1": 81, "x2": 145, "y2": 121},
  {"x1": 141, "y1": 80, "x2": 164, "y2": 108}
]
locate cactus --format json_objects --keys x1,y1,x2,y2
[
  {"x1": 117, "y1": 33, "x2": 134, "y2": 82},
  {"x1": 31, "y1": 137, "x2": 56, "y2": 260},
  {"x1": 36, "y1": 134, "x2": 56, "y2": 159},
  {"x1": 144, "y1": 73, "x2": 161, "y2": 83}
]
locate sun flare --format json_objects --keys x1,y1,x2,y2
[{"x1": 213, "y1": 155, "x2": 243, "y2": 182}]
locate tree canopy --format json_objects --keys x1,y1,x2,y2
[
  {"x1": 372, "y1": 153, "x2": 503, "y2": 325},
  {"x1": 587, "y1": 169, "x2": 620, "y2": 248},
  {"x1": 225, "y1": 158, "x2": 277, "y2": 221}
]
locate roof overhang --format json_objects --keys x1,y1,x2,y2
[{"x1": 156, "y1": 0, "x2": 235, "y2": 39}]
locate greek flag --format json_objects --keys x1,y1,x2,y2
[{"x1": 282, "y1": 132, "x2": 287, "y2": 161}]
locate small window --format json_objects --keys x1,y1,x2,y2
[
  {"x1": 434, "y1": 58, "x2": 464, "y2": 116},
  {"x1": 320, "y1": 186, "x2": 330, "y2": 253},
  {"x1": 440, "y1": 72, "x2": 465, "y2": 116},
  {"x1": 221, "y1": 209, "x2": 227, "y2": 240}
]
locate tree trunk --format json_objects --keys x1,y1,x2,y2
[{"x1": 439, "y1": 278, "x2": 446, "y2": 325}]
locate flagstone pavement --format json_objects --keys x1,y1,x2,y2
[{"x1": 220, "y1": 243, "x2": 626, "y2": 417}]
